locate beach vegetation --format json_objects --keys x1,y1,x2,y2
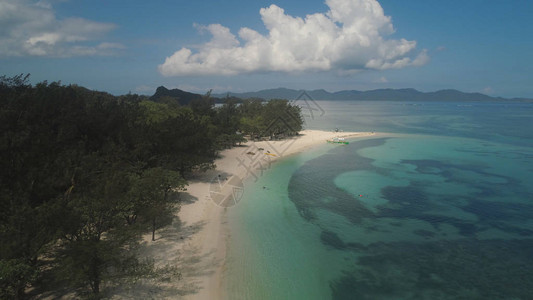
[
  {"x1": 0, "y1": 75, "x2": 305, "y2": 298},
  {"x1": 0, "y1": 75, "x2": 242, "y2": 298},
  {"x1": 0, "y1": 74, "x2": 304, "y2": 298},
  {"x1": 235, "y1": 98, "x2": 303, "y2": 140}
]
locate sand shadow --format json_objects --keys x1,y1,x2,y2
[
  {"x1": 110, "y1": 243, "x2": 222, "y2": 299},
  {"x1": 109, "y1": 218, "x2": 221, "y2": 298},
  {"x1": 187, "y1": 169, "x2": 236, "y2": 184},
  {"x1": 179, "y1": 191, "x2": 199, "y2": 205},
  {"x1": 141, "y1": 219, "x2": 206, "y2": 253}
]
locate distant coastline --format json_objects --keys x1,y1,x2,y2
[
  {"x1": 151, "y1": 86, "x2": 533, "y2": 104},
  {"x1": 211, "y1": 87, "x2": 533, "y2": 102}
]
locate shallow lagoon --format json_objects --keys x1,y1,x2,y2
[{"x1": 226, "y1": 101, "x2": 533, "y2": 299}]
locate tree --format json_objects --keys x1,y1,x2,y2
[
  {"x1": 0, "y1": 78, "x2": 148, "y2": 298},
  {"x1": 0, "y1": 75, "x2": 303, "y2": 298},
  {"x1": 0, "y1": 75, "x2": 73, "y2": 299},
  {"x1": 214, "y1": 99, "x2": 246, "y2": 148},
  {"x1": 262, "y1": 99, "x2": 302, "y2": 138},
  {"x1": 130, "y1": 168, "x2": 186, "y2": 241},
  {"x1": 236, "y1": 99, "x2": 303, "y2": 139}
]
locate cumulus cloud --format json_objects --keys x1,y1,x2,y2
[
  {"x1": 374, "y1": 76, "x2": 388, "y2": 83},
  {"x1": 0, "y1": 0, "x2": 122, "y2": 57},
  {"x1": 482, "y1": 86, "x2": 494, "y2": 95},
  {"x1": 159, "y1": 0, "x2": 428, "y2": 76}
]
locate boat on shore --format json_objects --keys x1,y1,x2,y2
[{"x1": 327, "y1": 137, "x2": 349, "y2": 145}]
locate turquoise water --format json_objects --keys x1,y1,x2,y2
[{"x1": 226, "y1": 101, "x2": 533, "y2": 300}]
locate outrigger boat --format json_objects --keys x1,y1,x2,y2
[{"x1": 327, "y1": 137, "x2": 349, "y2": 145}]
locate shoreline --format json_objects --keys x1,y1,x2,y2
[{"x1": 121, "y1": 130, "x2": 376, "y2": 299}]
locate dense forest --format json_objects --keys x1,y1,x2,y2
[{"x1": 0, "y1": 74, "x2": 303, "y2": 299}]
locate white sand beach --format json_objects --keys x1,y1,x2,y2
[{"x1": 115, "y1": 130, "x2": 375, "y2": 299}]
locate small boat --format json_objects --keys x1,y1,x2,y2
[{"x1": 327, "y1": 137, "x2": 349, "y2": 145}]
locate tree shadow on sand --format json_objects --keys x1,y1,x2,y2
[
  {"x1": 187, "y1": 168, "x2": 236, "y2": 184},
  {"x1": 179, "y1": 191, "x2": 199, "y2": 205},
  {"x1": 109, "y1": 246, "x2": 220, "y2": 299},
  {"x1": 108, "y1": 219, "x2": 223, "y2": 299}
]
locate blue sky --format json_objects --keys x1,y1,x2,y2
[{"x1": 1, "y1": 0, "x2": 532, "y2": 98}]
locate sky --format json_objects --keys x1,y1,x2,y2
[{"x1": 1, "y1": 0, "x2": 532, "y2": 98}]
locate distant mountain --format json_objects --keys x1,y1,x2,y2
[
  {"x1": 151, "y1": 86, "x2": 531, "y2": 104},
  {"x1": 150, "y1": 86, "x2": 204, "y2": 105},
  {"x1": 213, "y1": 88, "x2": 531, "y2": 102},
  {"x1": 213, "y1": 88, "x2": 301, "y2": 100}
]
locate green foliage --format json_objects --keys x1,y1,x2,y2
[
  {"x1": 0, "y1": 259, "x2": 36, "y2": 299},
  {"x1": 213, "y1": 98, "x2": 246, "y2": 148},
  {"x1": 0, "y1": 74, "x2": 304, "y2": 298},
  {"x1": 0, "y1": 73, "x2": 31, "y2": 92},
  {"x1": 129, "y1": 167, "x2": 186, "y2": 241},
  {"x1": 190, "y1": 96, "x2": 215, "y2": 117},
  {"x1": 139, "y1": 100, "x2": 180, "y2": 124},
  {"x1": 0, "y1": 75, "x2": 220, "y2": 298},
  {"x1": 236, "y1": 98, "x2": 303, "y2": 139}
]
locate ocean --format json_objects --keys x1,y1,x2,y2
[{"x1": 225, "y1": 101, "x2": 533, "y2": 300}]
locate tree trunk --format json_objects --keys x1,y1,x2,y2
[
  {"x1": 15, "y1": 285, "x2": 25, "y2": 300},
  {"x1": 90, "y1": 246, "x2": 101, "y2": 297},
  {"x1": 93, "y1": 279, "x2": 100, "y2": 295},
  {"x1": 90, "y1": 275, "x2": 100, "y2": 296},
  {"x1": 152, "y1": 217, "x2": 156, "y2": 241}
]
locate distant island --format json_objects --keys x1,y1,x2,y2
[
  {"x1": 151, "y1": 86, "x2": 532, "y2": 103},
  {"x1": 212, "y1": 87, "x2": 533, "y2": 102}
]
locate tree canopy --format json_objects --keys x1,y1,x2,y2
[{"x1": 0, "y1": 74, "x2": 303, "y2": 298}]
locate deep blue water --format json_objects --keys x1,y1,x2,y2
[
  {"x1": 227, "y1": 101, "x2": 533, "y2": 300},
  {"x1": 305, "y1": 101, "x2": 533, "y2": 147}
]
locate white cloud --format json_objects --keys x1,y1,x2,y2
[
  {"x1": 0, "y1": 0, "x2": 122, "y2": 57},
  {"x1": 412, "y1": 49, "x2": 429, "y2": 66},
  {"x1": 374, "y1": 76, "x2": 388, "y2": 83},
  {"x1": 482, "y1": 86, "x2": 494, "y2": 95},
  {"x1": 159, "y1": 0, "x2": 428, "y2": 76}
]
